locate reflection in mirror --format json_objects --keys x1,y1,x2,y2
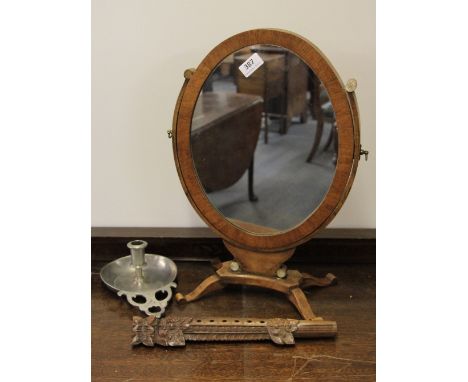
[{"x1": 190, "y1": 45, "x2": 337, "y2": 233}]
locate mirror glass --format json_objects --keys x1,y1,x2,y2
[{"x1": 190, "y1": 45, "x2": 337, "y2": 233}]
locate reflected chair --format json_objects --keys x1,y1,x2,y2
[
  {"x1": 306, "y1": 72, "x2": 337, "y2": 163},
  {"x1": 235, "y1": 46, "x2": 308, "y2": 144}
]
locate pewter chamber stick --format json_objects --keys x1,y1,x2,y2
[{"x1": 100, "y1": 240, "x2": 177, "y2": 316}]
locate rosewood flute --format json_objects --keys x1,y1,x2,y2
[{"x1": 132, "y1": 316, "x2": 337, "y2": 347}]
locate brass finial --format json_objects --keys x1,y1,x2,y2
[
  {"x1": 345, "y1": 78, "x2": 357, "y2": 93},
  {"x1": 184, "y1": 68, "x2": 196, "y2": 80}
]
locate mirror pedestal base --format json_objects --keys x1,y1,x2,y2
[{"x1": 175, "y1": 260, "x2": 337, "y2": 320}]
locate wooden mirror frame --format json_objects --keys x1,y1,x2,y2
[{"x1": 171, "y1": 29, "x2": 362, "y2": 320}]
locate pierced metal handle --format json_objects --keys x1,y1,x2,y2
[{"x1": 119, "y1": 283, "x2": 177, "y2": 317}]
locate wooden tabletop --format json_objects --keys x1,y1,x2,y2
[
  {"x1": 192, "y1": 92, "x2": 263, "y2": 133},
  {"x1": 92, "y1": 261, "x2": 375, "y2": 381}
]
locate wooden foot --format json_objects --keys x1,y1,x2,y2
[
  {"x1": 301, "y1": 272, "x2": 337, "y2": 289},
  {"x1": 287, "y1": 287, "x2": 317, "y2": 320},
  {"x1": 175, "y1": 274, "x2": 225, "y2": 303}
]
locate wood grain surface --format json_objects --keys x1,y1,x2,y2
[
  {"x1": 191, "y1": 92, "x2": 262, "y2": 192},
  {"x1": 91, "y1": 228, "x2": 376, "y2": 274},
  {"x1": 92, "y1": 261, "x2": 375, "y2": 381}
]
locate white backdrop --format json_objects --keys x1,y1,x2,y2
[{"x1": 91, "y1": 0, "x2": 375, "y2": 228}]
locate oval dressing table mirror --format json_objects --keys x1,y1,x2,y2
[{"x1": 170, "y1": 29, "x2": 365, "y2": 321}]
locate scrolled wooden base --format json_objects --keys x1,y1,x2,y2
[
  {"x1": 175, "y1": 261, "x2": 337, "y2": 320},
  {"x1": 175, "y1": 274, "x2": 223, "y2": 303},
  {"x1": 131, "y1": 315, "x2": 337, "y2": 347}
]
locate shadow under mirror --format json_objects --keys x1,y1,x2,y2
[{"x1": 190, "y1": 44, "x2": 337, "y2": 233}]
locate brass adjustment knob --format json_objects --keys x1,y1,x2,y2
[
  {"x1": 359, "y1": 145, "x2": 369, "y2": 161},
  {"x1": 229, "y1": 261, "x2": 240, "y2": 272},
  {"x1": 184, "y1": 68, "x2": 196, "y2": 79},
  {"x1": 276, "y1": 265, "x2": 288, "y2": 279}
]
